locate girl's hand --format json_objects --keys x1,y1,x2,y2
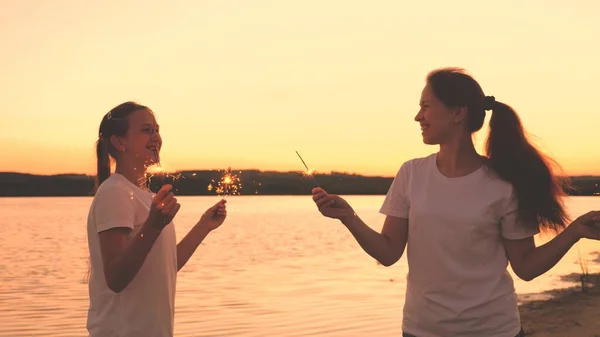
[
  {"x1": 197, "y1": 199, "x2": 227, "y2": 232},
  {"x1": 566, "y1": 211, "x2": 600, "y2": 241},
  {"x1": 148, "y1": 184, "x2": 181, "y2": 231},
  {"x1": 311, "y1": 187, "x2": 355, "y2": 221}
]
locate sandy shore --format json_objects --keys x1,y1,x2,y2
[{"x1": 518, "y1": 273, "x2": 600, "y2": 337}]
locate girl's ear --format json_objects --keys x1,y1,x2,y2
[
  {"x1": 110, "y1": 135, "x2": 126, "y2": 153},
  {"x1": 453, "y1": 106, "x2": 468, "y2": 124}
]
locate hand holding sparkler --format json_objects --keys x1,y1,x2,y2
[
  {"x1": 311, "y1": 187, "x2": 355, "y2": 221},
  {"x1": 148, "y1": 184, "x2": 181, "y2": 231},
  {"x1": 197, "y1": 199, "x2": 228, "y2": 232}
]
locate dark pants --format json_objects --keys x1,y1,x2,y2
[{"x1": 402, "y1": 327, "x2": 525, "y2": 337}]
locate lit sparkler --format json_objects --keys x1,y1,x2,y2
[
  {"x1": 208, "y1": 167, "x2": 242, "y2": 197},
  {"x1": 295, "y1": 150, "x2": 320, "y2": 187},
  {"x1": 145, "y1": 158, "x2": 183, "y2": 192}
]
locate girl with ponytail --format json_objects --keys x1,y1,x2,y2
[
  {"x1": 87, "y1": 102, "x2": 228, "y2": 337},
  {"x1": 311, "y1": 68, "x2": 600, "y2": 336}
]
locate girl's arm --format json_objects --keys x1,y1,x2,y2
[
  {"x1": 176, "y1": 200, "x2": 227, "y2": 271},
  {"x1": 341, "y1": 213, "x2": 409, "y2": 266},
  {"x1": 504, "y1": 211, "x2": 600, "y2": 281},
  {"x1": 99, "y1": 223, "x2": 163, "y2": 292},
  {"x1": 312, "y1": 188, "x2": 408, "y2": 266},
  {"x1": 99, "y1": 185, "x2": 179, "y2": 292}
]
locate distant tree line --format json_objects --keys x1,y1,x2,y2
[{"x1": 0, "y1": 171, "x2": 598, "y2": 197}]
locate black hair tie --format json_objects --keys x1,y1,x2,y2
[{"x1": 483, "y1": 96, "x2": 496, "y2": 111}]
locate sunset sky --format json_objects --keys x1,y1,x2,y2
[{"x1": 1, "y1": 0, "x2": 598, "y2": 177}]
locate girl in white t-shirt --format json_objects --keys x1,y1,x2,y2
[
  {"x1": 86, "y1": 102, "x2": 227, "y2": 337},
  {"x1": 311, "y1": 68, "x2": 600, "y2": 337}
]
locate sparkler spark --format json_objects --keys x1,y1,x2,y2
[
  {"x1": 153, "y1": 149, "x2": 160, "y2": 168},
  {"x1": 145, "y1": 159, "x2": 183, "y2": 192},
  {"x1": 208, "y1": 167, "x2": 242, "y2": 197},
  {"x1": 146, "y1": 170, "x2": 184, "y2": 190},
  {"x1": 295, "y1": 151, "x2": 320, "y2": 187}
]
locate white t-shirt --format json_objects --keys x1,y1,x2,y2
[
  {"x1": 380, "y1": 153, "x2": 538, "y2": 337},
  {"x1": 86, "y1": 173, "x2": 177, "y2": 337}
]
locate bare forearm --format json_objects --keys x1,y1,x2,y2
[
  {"x1": 105, "y1": 224, "x2": 161, "y2": 292},
  {"x1": 341, "y1": 215, "x2": 401, "y2": 266},
  {"x1": 519, "y1": 229, "x2": 579, "y2": 281},
  {"x1": 177, "y1": 224, "x2": 211, "y2": 271}
]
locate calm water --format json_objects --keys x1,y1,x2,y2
[{"x1": 0, "y1": 195, "x2": 598, "y2": 337}]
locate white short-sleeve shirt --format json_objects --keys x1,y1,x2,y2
[
  {"x1": 380, "y1": 153, "x2": 538, "y2": 337},
  {"x1": 86, "y1": 173, "x2": 177, "y2": 337}
]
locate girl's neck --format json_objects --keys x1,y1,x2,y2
[
  {"x1": 437, "y1": 137, "x2": 484, "y2": 178},
  {"x1": 115, "y1": 161, "x2": 147, "y2": 189}
]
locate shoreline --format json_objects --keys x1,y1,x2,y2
[
  {"x1": 1, "y1": 172, "x2": 599, "y2": 197},
  {"x1": 518, "y1": 273, "x2": 600, "y2": 336}
]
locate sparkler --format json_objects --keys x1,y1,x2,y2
[
  {"x1": 145, "y1": 155, "x2": 183, "y2": 192},
  {"x1": 208, "y1": 167, "x2": 242, "y2": 197},
  {"x1": 146, "y1": 169, "x2": 183, "y2": 190},
  {"x1": 295, "y1": 150, "x2": 320, "y2": 187}
]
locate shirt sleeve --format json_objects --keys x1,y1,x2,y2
[
  {"x1": 93, "y1": 183, "x2": 136, "y2": 233},
  {"x1": 500, "y1": 191, "x2": 540, "y2": 240},
  {"x1": 379, "y1": 161, "x2": 410, "y2": 219}
]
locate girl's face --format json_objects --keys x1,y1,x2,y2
[
  {"x1": 414, "y1": 84, "x2": 466, "y2": 145},
  {"x1": 112, "y1": 108, "x2": 162, "y2": 169}
]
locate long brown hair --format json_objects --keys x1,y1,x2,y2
[
  {"x1": 95, "y1": 101, "x2": 148, "y2": 191},
  {"x1": 426, "y1": 67, "x2": 569, "y2": 233}
]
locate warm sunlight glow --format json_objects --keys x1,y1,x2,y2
[
  {"x1": 1, "y1": 1, "x2": 598, "y2": 176},
  {"x1": 147, "y1": 166, "x2": 164, "y2": 174}
]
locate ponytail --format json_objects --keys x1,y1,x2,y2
[
  {"x1": 95, "y1": 138, "x2": 111, "y2": 192},
  {"x1": 486, "y1": 101, "x2": 569, "y2": 233}
]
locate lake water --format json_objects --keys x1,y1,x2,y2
[{"x1": 0, "y1": 195, "x2": 598, "y2": 336}]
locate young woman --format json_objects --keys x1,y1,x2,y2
[
  {"x1": 311, "y1": 68, "x2": 600, "y2": 337},
  {"x1": 86, "y1": 101, "x2": 227, "y2": 337}
]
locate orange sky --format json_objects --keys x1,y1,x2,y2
[{"x1": 1, "y1": 0, "x2": 598, "y2": 177}]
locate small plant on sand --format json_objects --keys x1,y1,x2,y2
[{"x1": 577, "y1": 248, "x2": 590, "y2": 292}]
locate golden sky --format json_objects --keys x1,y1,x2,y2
[{"x1": 1, "y1": 0, "x2": 598, "y2": 176}]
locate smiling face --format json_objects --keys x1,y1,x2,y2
[
  {"x1": 414, "y1": 83, "x2": 466, "y2": 145},
  {"x1": 111, "y1": 108, "x2": 162, "y2": 169}
]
